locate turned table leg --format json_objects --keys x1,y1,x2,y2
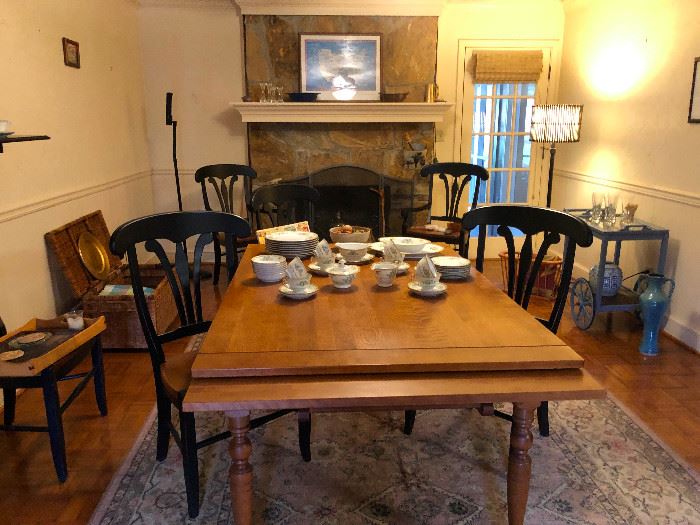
[
  {"x1": 228, "y1": 410, "x2": 253, "y2": 525},
  {"x1": 507, "y1": 401, "x2": 538, "y2": 525}
]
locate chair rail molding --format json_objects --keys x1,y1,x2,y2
[
  {"x1": 556, "y1": 169, "x2": 700, "y2": 209},
  {"x1": 139, "y1": 0, "x2": 235, "y2": 8},
  {"x1": 230, "y1": 102, "x2": 452, "y2": 123},
  {"x1": 0, "y1": 171, "x2": 151, "y2": 225},
  {"x1": 234, "y1": 0, "x2": 445, "y2": 16}
]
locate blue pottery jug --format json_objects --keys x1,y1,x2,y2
[{"x1": 637, "y1": 273, "x2": 675, "y2": 356}]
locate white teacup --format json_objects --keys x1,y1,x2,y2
[
  {"x1": 315, "y1": 256, "x2": 335, "y2": 270},
  {"x1": 0, "y1": 120, "x2": 10, "y2": 133},
  {"x1": 287, "y1": 274, "x2": 311, "y2": 292},
  {"x1": 372, "y1": 262, "x2": 398, "y2": 287},
  {"x1": 417, "y1": 273, "x2": 441, "y2": 288}
]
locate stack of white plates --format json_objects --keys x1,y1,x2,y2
[
  {"x1": 251, "y1": 254, "x2": 287, "y2": 282},
  {"x1": 265, "y1": 231, "x2": 319, "y2": 259},
  {"x1": 432, "y1": 256, "x2": 471, "y2": 280}
]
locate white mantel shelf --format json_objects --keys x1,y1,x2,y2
[{"x1": 230, "y1": 102, "x2": 452, "y2": 123}]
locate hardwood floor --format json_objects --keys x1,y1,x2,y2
[{"x1": 0, "y1": 261, "x2": 697, "y2": 524}]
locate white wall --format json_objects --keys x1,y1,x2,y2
[
  {"x1": 0, "y1": 0, "x2": 153, "y2": 329},
  {"x1": 556, "y1": 0, "x2": 700, "y2": 349},
  {"x1": 138, "y1": 2, "x2": 248, "y2": 215},
  {"x1": 436, "y1": 0, "x2": 564, "y2": 164}
]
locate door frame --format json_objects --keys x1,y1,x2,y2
[{"x1": 453, "y1": 39, "x2": 561, "y2": 258}]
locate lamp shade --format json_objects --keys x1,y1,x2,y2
[{"x1": 530, "y1": 104, "x2": 583, "y2": 143}]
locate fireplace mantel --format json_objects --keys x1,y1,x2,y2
[
  {"x1": 234, "y1": 0, "x2": 444, "y2": 16},
  {"x1": 230, "y1": 102, "x2": 452, "y2": 123}
]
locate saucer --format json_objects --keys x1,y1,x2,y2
[
  {"x1": 395, "y1": 261, "x2": 410, "y2": 274},
  {"x1": 0, "y1": 350, "x2": 24, "y2": 361},
  {"x1": 279, "y1": 283, "x2": 318, "y2": 300},
  {"x1": 307, "y1": 262, "x2": 334, "y2": 276},
  {"x1": 408, "y1": 281, "x2": 447, "y2": 296},
  {"x1": 336, "y1": 253, "x2": 374, "y2": 264}
]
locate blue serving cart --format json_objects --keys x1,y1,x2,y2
[{"x1": 565, "y1": 209, "x2": 670, "y2": 330}]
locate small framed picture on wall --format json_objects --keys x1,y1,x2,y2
[
  {"x1": 688, "y1": 57, "x2": 700, "y2": 123},
  {"x1": 62, "y1": 38, "x2": 80, "y2": 69}
]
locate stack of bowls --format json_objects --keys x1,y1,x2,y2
[
  {"x1": 431, "y1": 256, "x2": 471, "y2": 280},
  {"x1": 251, "y1": 254, "x2": 287, "y2": 282},
  {"x1": 265, "y1": 231, "x2": 319, "y2": 259}
]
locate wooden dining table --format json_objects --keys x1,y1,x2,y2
[{"x1": 183, "y1": 244, "x2": 604, "y2": 524}]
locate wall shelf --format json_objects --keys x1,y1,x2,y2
[
  {"x1": 0, "y1": 134, "x2": 50, "y2": 154},
  {"x1": 230, "y1": 102, "x2": 452, "y2": 123}
]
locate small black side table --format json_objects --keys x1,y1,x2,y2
[{"x1": 0, "y1": 134, "x2": 50, "y2": 154}]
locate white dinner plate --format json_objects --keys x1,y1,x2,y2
[{"x1": 266, "y1": 231, "x2": 318, "y2": 243}]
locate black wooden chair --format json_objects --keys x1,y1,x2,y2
[
  {"x1": 0, "y1": 315, "x2": 107, "y2": 482},
  {"x1": 401, "y1": 162, "x2": 489, "y2": 250},
  {"x1": 250, "y1": 183, "x2": 321, "y2": 233},
  {"x1": 110, "y1": 211, "x2": 311, "y2": 518},
  {"x1": 403, "y1": 205, "x2": 593, "y2": 438},
  {"x1": 195, "y1": 164, "x2": 258, "y2": 285}
]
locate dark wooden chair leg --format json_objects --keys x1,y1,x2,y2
[
  {"x1": 212, "y1": 237, "x2": 222, "y2": 285},
  {"x1": 3, "y1": 387, "x2": 16, "y2": 426},
  {"x1": 90, "y1": 338, "x2": 108, "y2": 416},
  {"x1": 41, "y1": 369, "x2": 68, "y2": 482},
  {"x1": 156, "y1": 395, "x2": 172, "y2": 461},
  {"x1": 180, "y1": 411, "x2": 200, "y2": 518},
  {"x1": 403, "y1": 410, "x2": 416, "y2": 435},
  {"x1": 298, "y1": 410, "x2": 311, "y2": 462},
  {"x1": 537, "y1": 402, "x2": 549, "y2": 437}
]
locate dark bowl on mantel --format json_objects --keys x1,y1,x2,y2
[
  {"x1": 287, "y1": 92, "x2": 319, "y2": 102},
  {"x1": 380, "y1": 92, "x2": 408, "y2": 102}
]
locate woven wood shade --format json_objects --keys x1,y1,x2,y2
[{"x1": 473, "y1": 50, "x2": 543, "y2": 82}]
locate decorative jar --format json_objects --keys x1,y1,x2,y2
[{"x1": 589, "y1": 262, "x2": 622, "y2": 297}]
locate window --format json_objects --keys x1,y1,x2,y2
[{"x1": 470, "y1": 82, "x2": 536, "y2": 206}]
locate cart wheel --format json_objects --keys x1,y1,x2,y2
[{"x1": 570, "y1": 278, "x2": 595, "y2": 330}]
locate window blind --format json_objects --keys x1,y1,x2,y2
[{"x1": 473, "y1": 50, "x2": 543, "y2": 82}]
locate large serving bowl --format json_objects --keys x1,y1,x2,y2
[
  {"x1": 335, "y1": 242, "x2": 370, "y2": 262},
  {"x1": 329, "y1": 226, "x2": 371, "y2": 243},
  {"x1": 383, "y1": 236, "x2": 431, "y2": 254}
]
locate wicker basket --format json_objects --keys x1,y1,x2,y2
[
  {"x1": 45, "y1": 211, "x2": 177, "y2": 349},
  {"x1": 498, "y1": 251, "x2": 563, "y2": 299}
]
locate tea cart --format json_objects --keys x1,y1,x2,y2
[{"x1": 565, "y1": 209, "x2": 670, "y2": 329}]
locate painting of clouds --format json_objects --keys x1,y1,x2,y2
[{"x1": 301, "y1": 35, "x2": 381, "y2": 101}]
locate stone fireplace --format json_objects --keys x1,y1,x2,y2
[{"x1": 238, "y1": 10, "x2": 443, "y2": 235}]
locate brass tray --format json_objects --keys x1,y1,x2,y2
[{"x1": 78, "y1": 232, "x2": 111, "y2": 280}]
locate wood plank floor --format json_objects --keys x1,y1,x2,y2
[{"x1": 0, "y1": 261, "x2": 697, "y2": 524}]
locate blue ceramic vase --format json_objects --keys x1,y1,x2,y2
[{"x1": 638, "y1": 273, "x2": 675, "y2": 356}]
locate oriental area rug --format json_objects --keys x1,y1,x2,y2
[{"x1": 90, "y1": 397, "x2": 700, "y2": 524}]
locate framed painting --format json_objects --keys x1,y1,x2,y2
[
  {"x1": 62, "y1": 38, "x2": 80, "y2": 69},
  {"x1": 689, "y1": 57, "x2": 700, "y2": 123},
  {"x1": 300, "y1": 33, "x2": 381, "y2": 101}
]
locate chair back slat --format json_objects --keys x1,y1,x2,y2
[
  {"x1": 250, "y1": 184, "x2": 321, "y2": 232},
  {"x1": 462, "y1": 204, "x2": 593, "y2": 334},
  {"x1": 195, "y1": 164, "x2": 257, "y2": 219},
  {"x1": 420, "y1": 162, "x2": 489, "y2": 222},
  {"x1": 110, "y1": 211, "x2": 251, "y2": 370}
]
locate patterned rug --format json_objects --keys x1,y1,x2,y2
[{"x1": 90, "y1": 395, "x2": 700, "y2": 524}]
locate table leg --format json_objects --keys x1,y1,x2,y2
[
  {"x1": 507, "y1": 401, "x2": 538, "y2": 525},
  {"x1": 228, "y1": 410, "x2": 252, "y2": 525}
]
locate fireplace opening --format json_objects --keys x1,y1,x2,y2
[{"x1": 290, "y1": 165, "x2": 415, "y2": 240}]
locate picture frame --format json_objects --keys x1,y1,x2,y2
[
  {"x1": 299, "y1": 33, "x2": 381, "y2": 101},
  {"x1": 62, "y1": 38, "x2": 80, "y2": 69},
  {"x1": 689, "y1": 57, "x2": 700, "y2": 123}
]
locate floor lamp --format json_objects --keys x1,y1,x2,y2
[{"x1": 530, "y1": 104, "x2": 583, "y2": 208}]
